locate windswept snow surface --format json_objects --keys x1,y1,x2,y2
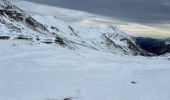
[
  {"x1": 0, "y1": 1, "x2": 170, "y2": 100},
  {"x1": 0, "y1": 40, "x2": 170, "y2": 100}
]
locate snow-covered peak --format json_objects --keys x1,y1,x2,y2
[{"x1": 0, "y1": 1, "x2": 152, "y2": 56}]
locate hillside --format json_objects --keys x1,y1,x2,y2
[
  {"x1": 0, "y1": 1, "x2": 152, "y2": 56},
  {"x1": 0, "y1": 1, "x2": 170, "y2": 100}
]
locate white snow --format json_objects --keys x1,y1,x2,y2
[
  {"x1": 0, "y1": 1, "x2": 170, "y2": 100},
  {"x1": 0, "y1": 40, "x2": 170, "y2": 100}
]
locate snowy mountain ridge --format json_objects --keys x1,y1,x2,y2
[
  {"x1": 0, "y1": 1, "x2": 152, "y2": 56},
  {"x1": 1, "y1": 1, "x2": 170, "y2": 100}
]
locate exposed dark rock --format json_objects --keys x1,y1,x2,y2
[
  {"x1": 0, "y1": 3, "x2": 25, "y2": 21},
  {"x1": 15, "y1": 35, "x2": 33, "y2": 41},
  {"x1": 64, "y1": 98, "x2": 72, "y2": 100},
  {"x1": 121, "y1": 38, "x2": 153, "y2": 56},
  {"x1": 102, "y1": 33, "x2": 152, "y2": 56},
  {"x1": 25, "y1": 17, "x2": 35, "y2": 27},
  {"x1": 0, "y1": 35, "x2": 10, "y2": 40},
  {"x1": 0, "y1": 9, "x2": 6, "y2": 16},
  {"x1": 6, "y1": 10, "x2": 23, "y2": 21},
  {"x1": 0, "y1": 1, "x2": 50, "y2": 34},
  {"x1": 68, "y1": 25, "x2": 78, "y2": 36},
  {"x1": 36, "y1": 35, "x2": 40, "y2": 41},
  {"x1": 131, "y1": 81, "x2": 137, "y2": 84},
  {"x1": 51, "y1": 26, "x2": 59, "y2": 32},
  {"x1": 102, "y1": 33, "x2": 126, "y2": 52},
  {"x1": 55, "y1": 36, "x2": 67, "y2": 46},
  {"x1": 42, "y1": 39, "x2": 54, "y2": 44},
  {"x1": 25, "y1": 17, "x2": 48, "y2": 32}
]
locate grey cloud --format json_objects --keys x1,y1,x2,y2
[{"x1": 19, "y1": 0, "x2": 170, "y2": 24}]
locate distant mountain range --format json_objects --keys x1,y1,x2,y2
[{"x1": 135, "y1": 37, "x2": 170, "y2": 55}]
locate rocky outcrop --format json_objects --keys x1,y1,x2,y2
[
  {"x1": 101, "y1": 32, "x2": 152, "y2": 56},
  {"x1": 0, "y1": 1, "x2": 68, "y2": 47}
]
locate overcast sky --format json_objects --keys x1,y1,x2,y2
[{"x1": 23, "y1": 0, "x2": 170, "y2": 24}]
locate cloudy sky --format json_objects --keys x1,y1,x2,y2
[
  {"x1": 12, "y1": 0, "x2": 170, "y2": 38},
  {"x1": 24, "y1": 0, "x2": 170, "y2": 23}
]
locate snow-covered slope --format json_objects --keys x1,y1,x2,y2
[
  {"x1": 0, "y1": 1, "x2": 170, "y2": 100},
  {"x1": 0, "y1": 40, "x2": 170, "y2": 100},
  {"x1": 0, "y1": 1, "x2": 152, "y2": 56}
]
